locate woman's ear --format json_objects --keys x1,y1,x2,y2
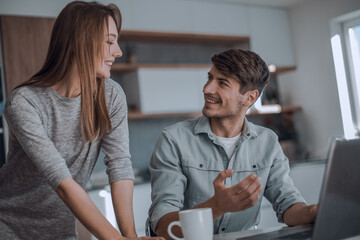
[{"x1": 244, "y1": 90, "x2": 259, "y2": 106}]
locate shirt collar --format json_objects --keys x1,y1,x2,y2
[{"x1": 194, "y1": 115, "x2": 258, "y2": 139}]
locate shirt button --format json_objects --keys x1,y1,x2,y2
[
  {"x1": 253, "y1": 165, "x2": 257, "y2": 168},
  {"x1": 199, "y1": 164, "x2": 203, "y2": 168},
  {"x1": 221, "y1": 227, "x2": 226, "y2": 231},
  {"x1": 247, "y1": 133, "x2": 250, "y2": 137}
]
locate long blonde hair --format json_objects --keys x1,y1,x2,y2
[{"x1": 17, "y1": 1, "x2": 122, "y2": 142}]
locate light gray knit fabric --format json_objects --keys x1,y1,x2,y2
[{"x1": 0, "y1": 78, "x2": 134, "y2": 239}]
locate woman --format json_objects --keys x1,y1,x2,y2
[{"x1": 0, "y1": 2, "x2": 163, "y2": 240}]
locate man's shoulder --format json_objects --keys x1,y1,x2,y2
[
  {"x1": 247, "y1": 121, "x2": 279, "y2": 141},
  {"x1": 162, "y1": 116, "x2": 202, "y2": 138}
]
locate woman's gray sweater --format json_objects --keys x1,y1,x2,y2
[{"x1": 0, "y1": 78, "x2": 134, "y2": 239}]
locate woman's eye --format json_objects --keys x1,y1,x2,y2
[{"x1": 107, "y1": 41, "x2": 114, "y2": 45}]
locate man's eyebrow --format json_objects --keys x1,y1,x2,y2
[{"x1": 217, "y1": 77, "x2": 230, "y2": 84}]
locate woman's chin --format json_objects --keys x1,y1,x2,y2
[{"x1": 96, "y1": 73, "x2": 110, "y2": 79}]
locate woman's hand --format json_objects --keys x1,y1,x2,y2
[
  {"x1": 120, "y1": 236, "x2": 165, "y2": 240},
  {"x1": 139, "y1": 237, "x2": 165, "y2": 240},
  {"x1": 56, "y1": 178, "x2": 122, "y2": 240}
]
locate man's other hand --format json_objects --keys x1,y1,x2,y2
[{"x1": 209, "y1": 169, "x2": 262, "y2": 219}]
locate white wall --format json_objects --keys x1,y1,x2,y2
[
  {"x1": 0, "y1": 0, "x2": 67, "y2": 17},
  {"x1": 278, "y1": 0, "x2": 360, "y2": 159}
]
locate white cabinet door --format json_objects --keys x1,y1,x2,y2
[
  {"x1": 120, "y1": 0, "x2": 192, "y2": 33},
  {"x1": 119, "y1": 0, "x2": 249, "y2": 35},
  {"x1": 189, "y1": 1, "x2": 249, "y2": 36},
  {"x1": 85, "y1": 183, "x2": 152, "y2": 239},
  {"x1": 133, "y1": 183, "x2": 152, "y2": 236},
  {"x1": 249, "y1": 6, "x2": 295, "y2": 66},
  {"x1": 119, "y1": 68, "x2": 208, "y2": 114}
]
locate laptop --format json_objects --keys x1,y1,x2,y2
[{"x1": 237, "y1": 137, "x2": 360, "y2": 240}]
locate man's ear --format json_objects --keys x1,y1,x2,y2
[{"x1": 244, "y1": 90, "x2": 259, "y2": 106}]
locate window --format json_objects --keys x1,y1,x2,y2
[{"x1": 330, "y1": 9, "x2": 360, "y2": 139}]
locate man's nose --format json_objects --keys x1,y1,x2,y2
[{"x1": 203, "y1": 80, "x2": 216, "y2": 94}]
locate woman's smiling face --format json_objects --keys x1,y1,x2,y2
[{"x1": 96, "y1": 16, "x2": 122, "y2": 79}]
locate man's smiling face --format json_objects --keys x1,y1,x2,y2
[{"x1": 202, "y1": 66, "x2": 249, "y2": 119}]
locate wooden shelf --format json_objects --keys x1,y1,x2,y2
[
  {"x1": 113, "y1": 30, "x2": 295, "y2": 75},
  {"x1": 111, "y1": 63, "x2": 296, "y2": 75},
  {"x1": 270, "y1": 66, "x2": 296, "y2": 74},
  {"x1": 111, "y1": 63, "x2": 211, "y2": 74},
  {"x1": 128, "y1": 111, "x2": 202, "y2": 120},
  {"x1": 120, "y1": 30, "x2": 249, "y2": 46},
  {"x1": 246, "y1": 105, "x2": 302, "y2": 116},
  {"x1": 128, "y1": 105, "x2": 302, "y2": 120}
]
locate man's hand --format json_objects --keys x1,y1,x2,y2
[
  {"x1": 208, "y1": 169, "x2": 262, "y2": 219},
  {"x1": 154, "y1": 169, "x2": 262, "y2": 239}
]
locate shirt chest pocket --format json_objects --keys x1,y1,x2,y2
[
  {"x1": 232, "y1": 159, "x2": 272, "y2": 187},
  {"x1": 181, "y1": 158, "x2": 220, "y2": 203}
]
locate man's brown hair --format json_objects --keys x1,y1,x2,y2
[{"x1": 211, "y1": 49, "x2": 270, "y2": 94}]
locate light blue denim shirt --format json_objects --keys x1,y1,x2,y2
[{"x1": 149, "y1": 115, "x2": 305, "y2": 234}]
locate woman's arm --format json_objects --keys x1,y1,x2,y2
[
  {"x1": 56, "y1": 177, "x2": 126, "y2": 240},
  {"x1": 111, "y1": 179, "x2": 137, "y2": 237},
  {"x1": 110, "y1": 180, "x2": 165, "y2": 240}
]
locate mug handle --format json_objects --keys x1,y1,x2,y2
[{"x1": 167, "y1": 221, "x2": 183, "y2": 240}]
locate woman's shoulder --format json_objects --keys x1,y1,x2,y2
[
  {"x1": 7, "y1": 86, "x2": 44, "y2": 106},
  {"x1": 104, "y1": 78, "x2": 124, "y2": 93},
  {"x1": 104, "y1": 78, "x2": 125, "y2": 100}
]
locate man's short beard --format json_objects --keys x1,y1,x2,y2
[{"x1": 202, "y1": 101, "x2": 242, "y2": 119}]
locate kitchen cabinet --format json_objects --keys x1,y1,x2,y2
[
  {"x1": 188, "y1": 1, "x2": 250, "y2": 36},
  {"x1": 117, "y1": 67, "x2": 208, "y2": 114},
  {"x1": 249, "y1": 6, "x2": 295, "y2": 67},
  {"x1": 79, "y1": 183, "x2": 152, "y2": 239},
  {"x1": 113, "y1": 30, "x2": 299, "y2": 119},
  {"x1": 0, "y1": 15, "x2": 55, "y2": 96},
  {"x1": 113, "y1": 30, "x2": 249, "y2": 117},
  {"x1": 117, "y1": 0, "x2": 250, "y2": 36},
  {"x1": 118, "y1": 1, "x2": 295, "y2": 67}
]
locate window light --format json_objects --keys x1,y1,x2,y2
[{"x1": 331, "y1": 34, "x2": 356, "y2": 139}]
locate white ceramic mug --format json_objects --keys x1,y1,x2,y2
[{"x1": 167, "y1": 208, "x2": 213, "y2": 240}]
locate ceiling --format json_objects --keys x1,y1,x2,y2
[{"x1": 217, "y1": 0, "x2": 311, "y2": 8}]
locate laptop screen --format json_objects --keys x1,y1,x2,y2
[{"x1": 313, "y1": 138, "x2": 360, "y2": 240}]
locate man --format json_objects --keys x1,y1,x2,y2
[{"x1": 148, "y1": 49, "x2": 317, "y2": 239}]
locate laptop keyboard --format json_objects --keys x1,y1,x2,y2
[{"x1": 275, "y1": 229, "x2": 313, "y2": 239}]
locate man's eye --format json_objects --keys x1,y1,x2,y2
[{"x1": 220, "y1": 81, "x2": 228, "y2": 87}]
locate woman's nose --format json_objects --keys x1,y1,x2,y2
[{"x1": 114, "y1": 45, "x2": 123, "y2": 58}]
